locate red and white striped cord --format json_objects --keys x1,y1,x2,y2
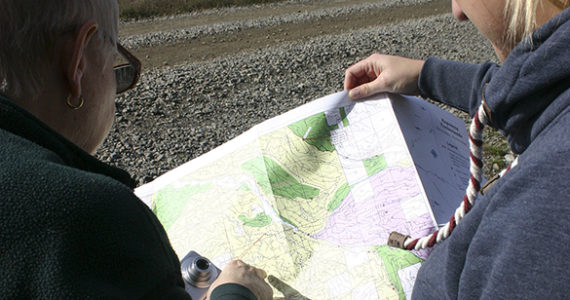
[{"x1": 388, "y1": 103, "x2": 518, "y2": 251}]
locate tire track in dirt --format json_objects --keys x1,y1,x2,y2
[{"x1": 123, "y1": 0, "x2": 450, "y2": 69}]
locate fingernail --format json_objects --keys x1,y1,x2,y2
[{"x1": 349, "y1": 88, "x2": 361, "y2": 99}]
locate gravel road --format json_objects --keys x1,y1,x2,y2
[{"x1": 97, "y1": 0, "x2": 505, "y2": 186}]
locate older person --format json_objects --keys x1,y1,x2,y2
[
  {"x1": 0, "y1": 1, "x2": 271, "y2": 299},
  {"x1": 345, "y1": 0, "x2": 569, "y2": 298}
]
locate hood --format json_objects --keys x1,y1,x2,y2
[{"x1": 485, "y1": 8, "x2": 570, "y2": 154}]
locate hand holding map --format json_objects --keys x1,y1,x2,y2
[{"x1": 344, "y1": 54, "x2": 425, "y2": 99}]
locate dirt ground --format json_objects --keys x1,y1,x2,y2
[
  {"x1": 121, "y1": 0, "x2": 450, "y2": 69},
  {"x1": 106, "y1": 0, "x2": 510, "y2": 183}
]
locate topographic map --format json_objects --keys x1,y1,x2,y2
[{"x1": 136, "y1": 92, "x2": 470, "y2": 299}]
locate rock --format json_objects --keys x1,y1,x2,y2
[
  {"x1": 504, "y1": 153, "x2": 516, "y2": 165},
  {"x1": 98, "y1": 9, "x2": 496, "y2": 186}
]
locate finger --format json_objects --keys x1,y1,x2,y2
[
  {"x1": 344, "y1": 60, "x2": 375, "y2": 90},
  {"x1": 259, "y1": 282, "x2": 274, "y2": 300},
  {"x1": 268, "y1": 275, "x2": 292, "y2": 295},
  {"x1": 254, "y1": 268, "x2": 267, "y2": 279},
  {"x1": 348, "y1": 75, "x2": 387, "y2": 100},
  {"x1": 234, "y1": 259, "x2": 246, "y2": 267},
  {"x1": 251, "y1": 275, "x2": 274, "y2": 300},
  {"x1": 344, "y1": 68, "x2": 364, "y2": 90},
  {"x1": 268, "y1": 275, "x2": 303, "y2": 298}
]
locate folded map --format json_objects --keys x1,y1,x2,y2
[{"x1": 135, "y1": 91, "x2": 470, "y2": 299}]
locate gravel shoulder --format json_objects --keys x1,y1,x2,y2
[
  {"x1": 98, "y1": 0, "x2": 509, "y2": 185},
  {"x1": 121, "y1": 0, "x2": 449, "y2": 68}
]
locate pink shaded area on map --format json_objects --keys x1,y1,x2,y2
[{"x1": 313, "y1": 166, "x2": 434, "y2": 247}]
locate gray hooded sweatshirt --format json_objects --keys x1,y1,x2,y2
[{"x1": 412, "y1": 7, "x2": 570, "y2": 300}]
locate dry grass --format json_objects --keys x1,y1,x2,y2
[{"x1": 118, "y1": 0, "x2": 285, "y2": 19}]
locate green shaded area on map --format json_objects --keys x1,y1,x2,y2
[
  {"x1": 153, "y1": 184, "x2": 211, "y2": 231},
  {"x1": 288, "y1": 112, "x2": 335, "y2": 152},
  {"x1": 265, "y1": 157, "x2": 320, "y2": 199},
  {"x1": 339, "y1": 107, "x2": 349, "y2": 127},
  {"x1": 327, "y1": 182, "x2": 352, "y2": 211},
  {"x1": 363, "y1": 154, "x2": 388, "y2": 177},
  {"x1": 242, "y1": 156, "x2": 272, "y2": 195},
  {"x1": 279, "y1": 214, "x2": 298, "y2": 228},
  {"x1": 374, "y1": 245, "x2": 423, "y2": 300},
  {"x1": 242, "y1": 156, "x2": 320, "y2": 200},
  {"x1": 239, "y1": 212, "x2": 272, "y2": 227},
  {"x1": 238, "y1": 184, "x2": 251, "y2": 191}
]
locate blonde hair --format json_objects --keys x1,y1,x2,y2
[
  {"x1": 504, "y1": 0, "x2": 569, "y2": 49},
  {"x1": 504, "y1": 0, "x2": 540, "y2": 50},
  {"x1": 0, "y1": 0, "x2": 119, "y2": 100}
]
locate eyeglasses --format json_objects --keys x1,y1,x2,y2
[{"x1": 114, "y1": 43, "x2": 141, "y2": 94}]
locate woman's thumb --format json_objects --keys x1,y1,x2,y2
[{"x1": 348, "y1": 80, "x2": 383, "y2": 100}]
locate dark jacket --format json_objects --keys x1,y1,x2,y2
[
  {"x1": 413, "y1": 8, "x2": 570, "y2": 299},
  {"x1": 0, "y1": 95, "x2": 255, "y2": 299}
]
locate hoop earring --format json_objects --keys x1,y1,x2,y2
[{"x1": 66, "y1": 95, "x2": 84, "y2": 110}]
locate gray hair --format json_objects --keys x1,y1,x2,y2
[{"x1": 0, "y1": 0, "x2": 119, "y2": 100}]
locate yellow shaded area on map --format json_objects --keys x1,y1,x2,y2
[
  {"x1": 157, "y1": 112, "x2": 419, "y2": 299},
  {"x1": 259, "y1": 126, "x2": 347, "y2": 235},
  {"x1": 165, "y1": 140, "x2": 272, "y2": 259},
  {"x1": 282, "y1": 241, "x2": 401, "y2": 299}
]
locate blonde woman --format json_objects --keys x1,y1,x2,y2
[
  {"x1": 0, "y1": 1, "x2": 271, "y2": 299},
  {"x1": 345, "y1": 0, "x2": 569, "y2": 298}
]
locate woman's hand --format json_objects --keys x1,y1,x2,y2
[
  {"x1": 344, "y1": 53, "x2": 425, "y2": 100},
  {"x1": 207, "y1": 260, "x2": 273, "y2": 300}
]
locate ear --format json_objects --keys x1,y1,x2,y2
[{"x1": 64, "y1": 20, "x2": 99, "y2": 99}]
